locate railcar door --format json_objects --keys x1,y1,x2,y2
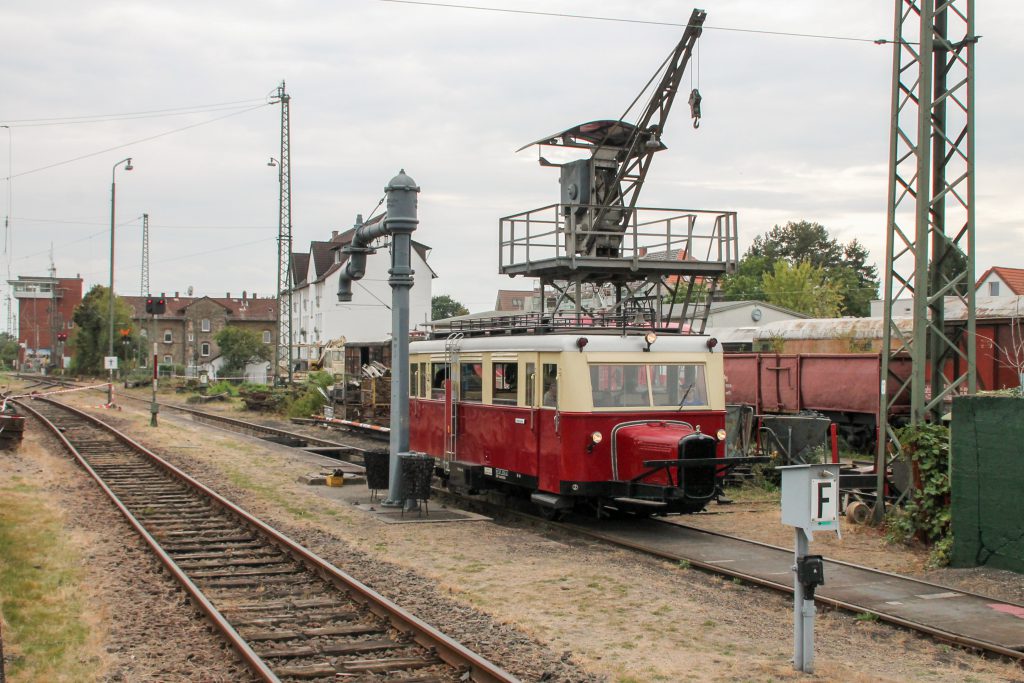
[
  {"x1": 536, "y1": 356, "x2": 562, "y2": 493},
  {"x1": 488, "y1": 354, "x2": 540, "y2": 481}
]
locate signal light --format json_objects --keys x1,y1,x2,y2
[
  {"x1": 145, "y1": 297, "x2": 167, "y2": 315},
  {"x1": 56, "y1": 332, "x2": 68, "y2": 342}
]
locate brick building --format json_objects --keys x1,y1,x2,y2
[
  {"x1": 7, "y1": 274, "x2": 84, "y2": 369},
  {"x1": 124, "y1": 291, "x2": 277, "y2": 376}
]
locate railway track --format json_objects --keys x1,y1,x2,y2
[
  {"x1": 16, "y1": 376, "x2": 1024, "y2": 663},
  {"x1": 16, "y1": 396, "x2": 518, "y2": 683}
]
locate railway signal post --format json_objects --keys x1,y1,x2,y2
[{"x1": 779, "y1": 463, "x2": 840, "y2": 673}]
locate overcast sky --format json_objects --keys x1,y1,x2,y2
[{"x1": 2, "y1": 0, "x2": 1020, "y2": 317}]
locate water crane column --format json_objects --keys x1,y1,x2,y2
[{"x1": 338, "y1": 170, "x2": 420, "y2": 508}]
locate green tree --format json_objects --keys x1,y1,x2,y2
[
  {"x1": 70, "y1": 285, "x2": 140, "y2": 374},
  {"x1": 214, "y1": 327, "x2": 271, "y2": 377},
  {"x1": 0, "y1": 333, "x2": 20, "y2": 369},
  {"x1": 431, "y1": 294, "x2": 469, "y2": 321},
  {"x1": 721, "y1": 221, "x2": 879, "y2": 316},
  {"x1": 761, "y1": 261, "x2": 843, "y2": 318},
  {"x1": 720, "y1": 254, "x2": 771, "y2": 303}
]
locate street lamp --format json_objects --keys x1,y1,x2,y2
[{"x1": 107, "y1": 157, "x2": 133, "y2": 404}]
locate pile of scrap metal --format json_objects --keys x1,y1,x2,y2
[
  {"x1": 238, "y1": 387, "x2": 285, "y2": 412},
  {"x1": 0, "y1": 401, "x2": 25, "y2": 451}
]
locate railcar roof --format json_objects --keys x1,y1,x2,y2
[{"x1": 410, "y1": 333, "x2": 718, "y2": 355}]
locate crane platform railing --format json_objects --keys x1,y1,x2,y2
[{"x1": 499, "y1": 204, "x2": 738, "y2": 279}]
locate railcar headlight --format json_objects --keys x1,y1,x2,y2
[
  {"x1": 587, "y1": 431, "x2": 603, "y2": 453},
  {"x1": 716, "y1": 428, "x2": 727, "y2": 442}
]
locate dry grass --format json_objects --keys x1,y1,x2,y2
[{"x1": 0, "y1": 477, "x2": 102, "y2": 682}]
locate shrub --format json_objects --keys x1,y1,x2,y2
[
  {"x1": 884, "y1": 422, "x2": 952, "y2": 567},
  {"x1": 206, "y1": 380, "x2": 239, "y2": 396}
]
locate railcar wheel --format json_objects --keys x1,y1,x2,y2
[{"x1": 536, "y1": 505, "x2": 565, "y2": 522}]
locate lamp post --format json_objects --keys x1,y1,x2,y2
[
  {"x1": 107, "y1": 157, "x2": 133, "y2": 404},
  {"x1": 2, "y1": 125, "x2": 12, "y2": 338}
]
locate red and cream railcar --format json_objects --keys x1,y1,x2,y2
[{"x1": 408, "y1": 332, "x2": 748, "y2": 516}]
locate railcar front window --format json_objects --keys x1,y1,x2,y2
[
  {"x1": 650, "y1": 363, "x2": 708, "y2": 407},
  {"x1": 589, "y1": 363, "x2": 708, "y2": 408}
]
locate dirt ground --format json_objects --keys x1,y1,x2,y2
[{"x1": 3, "y1": 381, "x2": 1024, "y2": 682}]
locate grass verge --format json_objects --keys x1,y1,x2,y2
[{"x1": 0, "y1": 478, "x2": 100, "y2": 682}]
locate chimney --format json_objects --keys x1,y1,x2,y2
[
  {"x1": 332, "y1": 230, "x2": 338, "y2": 239},
  {"x1": 226, "y1": 292, "x2": 231, "y2": 298},
  {"x1": 242, "y1": 291, "x2": 247, "y2": 300},
  {"x1": 174, "y1": 291, "x2": 178, "y2": 298}
]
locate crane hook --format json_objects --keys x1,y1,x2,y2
[{"x1": 688, "y1": 88, "x2": 702, "y2": 129}]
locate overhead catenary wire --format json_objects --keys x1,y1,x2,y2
[
  {"x1": 376, "y1": 0, "x2": 893, "y2": 44},
  {"x1": 5, "y1": 103, "x2": 271, "y2": 181},
  {"x1": 3, "y1": 101, "x2": 270, "y2": 129},
  {"x1": 10, "y1": 216, "x2": 275, "y2": 230}
]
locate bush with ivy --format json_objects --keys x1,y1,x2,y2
[
  {"x1": 283, "y1": 372, "x2": 336, "y2": 418},
  {"x1": 884, "y1": 422, "x2": 952, "y2": 566}
]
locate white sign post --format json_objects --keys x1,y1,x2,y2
[
  {"x1": 104, "y1": 356, "x2": 118, "y2": 370},
  {"x1": 779, "y1": 463, "x2": 841, "y2": 674}
]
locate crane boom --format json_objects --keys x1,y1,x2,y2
[{"x1": 520, "y1": 8, "x2": 707, "y2": 257}]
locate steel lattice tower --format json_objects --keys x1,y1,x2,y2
[
  {"x1": 876, "y1": 0, "x2": 976, "y2": 517},
  {"x1": 140, "y1": 213, "x2": 150, "y2": 296},
  {"x1": 271, "y1": 82, "x2": 293, "y2": 386}
]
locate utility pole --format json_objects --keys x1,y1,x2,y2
[
  {"x1": 140, "y1": 213, "x2": 150, "y2": 296},
  {"x1": 270, "y1": 81, "x2": 293, "y2": 387},
  {"x1": 876, "y1": 0, "x2": 976, "y2": 520},
  {"x1": 48, "y1": 252, "x2": 58, "y2": 372}
]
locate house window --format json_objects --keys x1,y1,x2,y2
[
  {"x1": 163, "y1": 330, "x2": 173, "y2": 343},
  {"x1": 163, "y1": 355, "x2": 172, "y2": 364},
  {"x1": 140, "y1": 329, "x2": 147, "y2": 338},
  {"x1": 989, "y1": 281, "x2": 1000, "y2": 296},
  {"x1": 188, "y1": 333, "x2": 194, "y2": 342},
  {"x1": 200, "y1": 342, "x2": 210, "y2": 357},
  {"x1": 263, "y1": 330, "x2": 272, "y2": 344},
  {"x1": 201, "y1": 318, "x2": 211, "y2": 332}
]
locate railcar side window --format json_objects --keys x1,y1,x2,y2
[
  {"x1": 460, "y1": 362, "x2": 483, "y2": 402},
  {"x1": 418, "y1": 362, "x2": 428, "y2": 398},
  {"x1": 541, "y1": 363, "x2": 558, "y2": 407},
  {"x1": 525, "y1": 363, "x2": 536, "y2": 406},
  {"x1": 492, "y1": 362, "x2": 518, "y2": 405},
  {"x1": 410, "y1": 363, "x2": 420, "y2": 398},
  {"x1": 431, "y1": 364, "x2": 449, "y2": 399}
]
